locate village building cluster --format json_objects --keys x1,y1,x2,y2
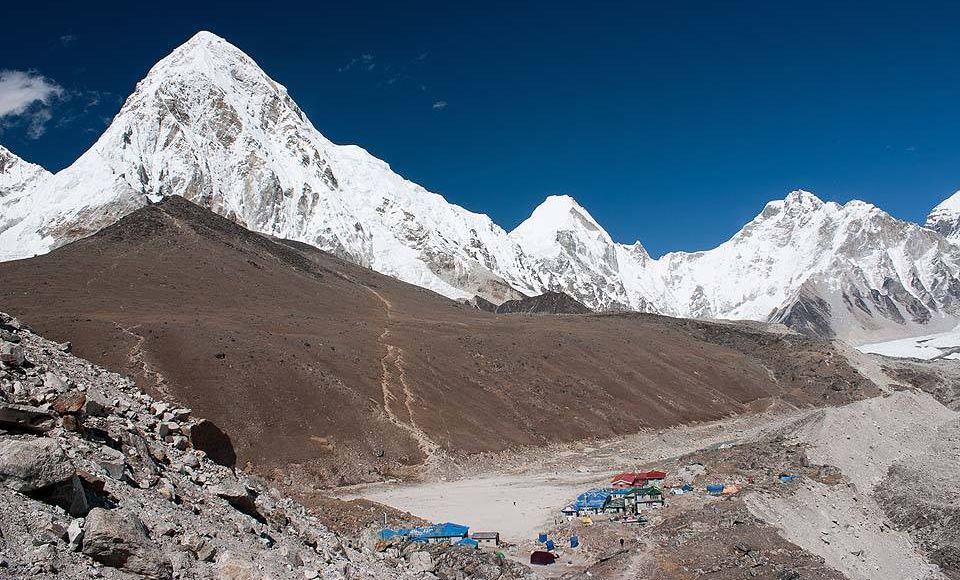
[
  {"x1": 379, "y1": 523, "x2": 501, "y2": 550},
  {"x1": 375, "y1": 467, "x2": 753, "y2": 568},
  {"x1": 562, "y1": 470, "x2": 668, "y2": 518}
]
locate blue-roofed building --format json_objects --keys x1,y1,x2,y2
[
  {"x1": 562, "y1": 486, "x2": 666, "y2": 517},
  {"x1": 380, "y1": 522, "x2": 470, "y2": 545},
  {"x1": 564, "y1": 489, "x2": 613, "y2": 516},
  {"x1": 379, "y1": 527, "x2": 412, "y2": 540}
]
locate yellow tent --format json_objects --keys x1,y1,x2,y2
[
  {"x1": 721, "y1": 485, "x2": 740, "y2": 495},
  {"x1": 581, "y1": 516, "x2": 593, "y2": 525}
]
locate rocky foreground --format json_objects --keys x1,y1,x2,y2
[{"x1": 0, "y1": 312, "x2": 533, "y2": 580}]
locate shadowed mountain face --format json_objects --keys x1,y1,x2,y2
[{"x1": 0, "y1": 197, "x2": 876, "y2": 486}]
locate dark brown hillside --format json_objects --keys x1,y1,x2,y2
[
  {"x1": 494, "y1": 291, "x2": 591, "y2": 314},
  {"x1": 0, "y1": 196, "x2": 875, "y2": 487}
]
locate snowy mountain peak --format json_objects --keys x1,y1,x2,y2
[
  {"x1": 0, "y1": 144, "x2": 51, "y2": 198},
  {"x1": 784, "y1": 189, "x2": 823, "y2": 206},
  {"x1": 510, "y1": 195, "x2": 647, "y2": 311},
  {"x1": 0, "y1": 31, "x2": 540, "y2": 301},
  {"x1": 926, "y1": 190, "x2": 960, "y2": 241},
  {"x1": 146, "y1": 30, "x2": 271, "y2": 87},
  {"x1": 182, "y1": 29, "x2": 226, "y2": 46},
  {"x1": 531, "y1": 194, "x2": 598, "y2": 224},
  {"x1": 931, "y1": 190, "x2": 960, "y2": 215},
  {"x1": 510, "y1": 194, "x2": 609, "y2": 255}
]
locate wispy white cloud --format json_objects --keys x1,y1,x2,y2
[
  {"x1": 0, "y1": 70, "x2": 64, "y2": 138},
  {"x1": 0, "y1": 70, "x2": 63, "y2": 117},
  {"x1": 338, "y1": 51, "x2": 443, "y2": 110},
  {"x1": 26, "y1": 109, "x2": 52, "y2": 138},
  {"x1": 60, "y1": 34, "x2": 77, "y2": 47}
]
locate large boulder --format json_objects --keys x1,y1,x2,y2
[
  {"x1": 211, "y1": 481, "x2": 264, "y2": 522},
  {"x1": 122, "y1": 429, "x2": 161, "y2": 488},
  {"x1": 0, "y1": 437, "x2": 75, "y2": 492},
  {"x1": 42, "y1": 372, "x2": 68, "y2": 393},
  {"x1": 0, "y1": 341, "x2": 25, "y2": 367},
  {"x1": 52, "y1": 391, "x2": 86, "y2": 415},
  {"x1": 408, "y1": 550, "x2": 434, "y2": 573},
  {"x1": 0, "y1": 403, "x2": 57, "y2": 432},
  {"x1": 215, "y1": 550, "x2": 256, "y2": 580},
  {"x1": 83, "y1": 388, "x2": 111, "y2": 417},
  {"x1": 189, "y1": 419, "x2": 236, "y2": 468},
  {"x1": 82, "y1": 508, "x2": 172, "y2": 580}
]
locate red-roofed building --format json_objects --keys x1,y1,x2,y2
[{"x1": 610, "y1": 470, "x2": 668, "y2": 488}]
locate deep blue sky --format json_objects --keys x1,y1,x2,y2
[{"x1": 2, "y1": 1, "x2": 960, "y2": 256}]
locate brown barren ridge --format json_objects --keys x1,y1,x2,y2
[{"x1": 0, "y1": 196, "x2": 876, "y2": 486}]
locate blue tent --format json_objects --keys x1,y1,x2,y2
[{"x1": 456, "y1": 538, "x2": 479, "y2": 548}]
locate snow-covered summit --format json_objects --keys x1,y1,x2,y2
[
  {"x1": 510, "y1": 195, "x2": 651, "y2": 311},
  {"x1": 648, "y1": 189, "x2": 960, "y2": 340},
  {"x1": 0, "y1": 145, "x2": 51, "y2": 198},
  {"x1": 926, "y1": 190, "x2": 960, "y2": 241},
  {"x1": 511, "y1": 195, "x2": 613, "y2": 257},
  {"x1": 0, "y1": 31, "x2": 540, "y2": 300}
]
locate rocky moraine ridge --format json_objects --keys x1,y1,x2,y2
[{"x1": 0, "y1": 313, "x2": 533, "y2": 580}]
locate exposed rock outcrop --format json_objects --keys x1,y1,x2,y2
[{"x1": 82, "y1": 508, "x2": 172, "y2": 579}]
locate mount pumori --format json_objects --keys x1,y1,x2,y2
[
  {"x1": 0, "y1": 31, "x2": 541, "y2": 302},
  {"x1": 3, "y1": 31, "x2": 960, "y2": 343}
]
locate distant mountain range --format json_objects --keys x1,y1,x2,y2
[{"x1": 2, "y1": 31, "x2": 959, "y2": 343}]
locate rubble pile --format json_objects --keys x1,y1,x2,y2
[
  {"x1": 0, "y1": 312, "x2": 532, "y2": 580},
  {"x1": 373, "y1": 536, "x2": 533, "y2": 580}
]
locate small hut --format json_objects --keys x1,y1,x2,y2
[{"x1": 471, "y1": 532, "x2": 500, "y2": 548}]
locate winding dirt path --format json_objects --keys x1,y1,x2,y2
[
  {"x1": 112, "y1": 321, "x2": 172, "y2": 399},
  {"x1": 364, "y1": 285, "x2": 440, "y2": 464}
]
